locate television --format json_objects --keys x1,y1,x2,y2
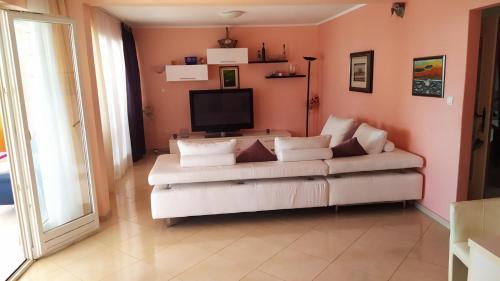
[{"x1": 189, "y1": 88, "x2": 254, "y2": 136}]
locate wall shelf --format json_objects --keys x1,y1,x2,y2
[
  {"x1": 249, "y1": 60, "x2": 288, "y2": 64},
  {"x1": 265, "y1": 74, "x2": 306, "y2": 79}
]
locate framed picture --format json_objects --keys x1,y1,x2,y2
[
  {"x1": 219, "y1": 66, "x2": 239, "y2": 89},
  {"x1": 349, "y1": 50, "x2": 374, "y2": 93},
  {"x1": 412, "y1": 55, "x2": 446, "y2": 98}
]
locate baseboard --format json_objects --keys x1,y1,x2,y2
[{"x1": 415, "y1": 203, "x2": 450, "y2": 229}]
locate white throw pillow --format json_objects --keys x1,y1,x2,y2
[
  {"x1": 383, "y1": 140, "x2": 396, "y2": 152},
  {"x1": 177, "y1": 139, "x2": 236, "y2": 156},
  {"x1": 320, "y1": 115, "x2": 357, "y2": 147},
  {"x1": 277, "y1": 148, "x2": 333, "y2": 162},
  {"x1": 353, "y1": 123, "x2": 387, "y2": 154},
  {"x1": 275, "y1": 135, "x2": 331, "y2": 152}
]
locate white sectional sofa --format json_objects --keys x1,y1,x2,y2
[
  {"x1": 148, "y1": 149, "x2": 423, "y2": 221},
  {"x1": 148, "y1": 116, "x2": 425, "y2": 221}
]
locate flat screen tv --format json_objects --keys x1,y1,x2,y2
[{"x1": 189, "y1": 88, "x2": 254, "y2": 134}]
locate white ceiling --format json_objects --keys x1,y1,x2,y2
[{"x1": 101, "y1": 4, "x2": 364, "y2": 27}]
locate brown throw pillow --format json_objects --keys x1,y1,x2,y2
[
  {"x1": 331, "y1": 137, "x2": 367, "y2": 158},
  {"x1": 236, "y1": 140, "x2": 277, "y2": 163}
]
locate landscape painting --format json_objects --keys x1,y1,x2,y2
[
  {"x1": 412, "y1": 56, "x2": 445, "y2": 98},
  {"x1": 353, "y1": 63, "x2": 366, "y2": 82},
  {"x1": 349, "y1": 50, "x2": 374, "y2": 93}
]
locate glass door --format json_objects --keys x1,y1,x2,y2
[{"x1": 0, "y1": 11, "x2": 98, "y2": 258}]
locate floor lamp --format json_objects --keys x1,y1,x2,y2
[{"x1": 304, "y1": 56, "x2": 317, "y2": 137}]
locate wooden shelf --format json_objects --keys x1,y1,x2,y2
[
  {"x1": 265, "y1": 74, "x2": 306, "y2": 79},
  {"x1": 249, "y1": 60, "x2": 288, "y2": 64}
]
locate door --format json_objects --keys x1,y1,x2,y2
[
  {"x1": 469, "y1": 15, "x2": 499, "y2": 200},
  {"x1": 0, "y1": 11, "x2": 99, "y2": 258}
]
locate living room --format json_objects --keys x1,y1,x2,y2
[{"x1": 0, "y1": 0, "x2": 499, "y2": 280}]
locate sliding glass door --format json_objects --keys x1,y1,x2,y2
[{"x1": 0, "y1": 11, "x2": 98, "y2": 258}]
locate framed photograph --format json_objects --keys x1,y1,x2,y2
[
  {"x1": 412, "y1": 55, "x2": 446, "y2": 98},
  {"x1": 219, "y1": 66, "x2": 239, "y2": 89},
  {"x1": 349, "y1": 50, "x2": 374, "y2": 93}
]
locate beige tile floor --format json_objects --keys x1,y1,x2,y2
[{"x1": 19, "y1": 155, "x2": 450, "y2": 281}]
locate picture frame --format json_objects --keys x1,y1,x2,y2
[
  {"x1": 412, "y1": 55, "x2": 446, "y2": 98},
  {"x1": 219, "y1": 66, "x2": 240, "y2": 89},
  {"x1": 349, "y1": 50, "x2": 374, "y2": 93}
]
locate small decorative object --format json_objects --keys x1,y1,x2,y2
[
  {"x1": 282, "y1": 44, "x2": 287, "y2": 60},
  {"x1": 170, "y1": 60, "x2": 178, "y2": 65},
  {"x1": 261, "y1": 43, "x2": 267, "y2": 62},
  {"x1": 143, "y1": 106, "x2": 154, "y2": 118},
  {"x1": 412, "y1": 55, "x2": 446, "y2": 98},
  {"x1": 198, "y1": 57, "x2": 206, "y2": 64},
  {"x1": 257, "y1": 50, "x2": 262, "y2": 61},
  {"x1": 184, "y1": 56, "x2": 198, "y2": 65},
  {"x1": 219, "y1": 66, "x2": 240, "y2": 89},
  {"x1": 304, "y1": 56, "x2": 317, "y2": 137},
  {"x1": 349, "y1": 50, "x2": 374, "y2": 93},
  {"x1": 391, "y1": 2, "x2": 406, "y2": 18},
  {"x1": 289, "y1": 64, "x2": 296, "y2": 75},
  {"x1": 218, "y1": 27, "x2": 238, "y2": 48},
  {"x1": 308, "y1": 95, "x2": 320, "y2": 110},
  {"x1": 179, "y1": 129, "x2": 190, "y2": 138}
]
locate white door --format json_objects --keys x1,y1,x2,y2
[{"x1": 0, "y1": 11, "x2": 99, "y2": 258}]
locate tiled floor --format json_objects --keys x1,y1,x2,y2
[{"x1": 20, "y1": 155, "x2": 450, "y2": 281}]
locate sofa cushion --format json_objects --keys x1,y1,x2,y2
[
  {"x1": 277, "y1": 148, "x2": 333, "y2": 162},
  {"x1": 150, "y1": 177, "x2": 328, "y2": 219},
  {"x1": 180, "y1": 153, "x2": 235, "y2": 167},
  {"x1": 236, "y1": 140, "x2": 277, "y2": 163},
  {"x1": 331, "y1": 137, "x2": 367, "y2": 158},
  {"x1": 149, "y1": 154, "x2": 328, "y2": 185},
  {"x1": 275, "y1": 135, "x2": 330, "y2": 152},
  {"x1": 320, "y1": 115, "x2": 357, "y2": 147},
  {"x1": 383, "y1": 140, "x2": 395, "y2": 152},
  {"x1": 327, "y1": 171, "x2": 422, "y2": 205},
  {"x1": 177, "y1": 139, "x2": 236, "y2": 156},
  {"x1": 324, "y1": 149, "x2": 424, "y2": 175},
  {"x1": 353, "y1": 123, "x2": 388, "y2": 154}
]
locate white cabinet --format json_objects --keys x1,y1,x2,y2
[
  {"x1": 165, "y1": 65, "x2": 208, "y2": 81},
  {"x1": 207, "y1": 48, "x2": 248, "y2": 65}
]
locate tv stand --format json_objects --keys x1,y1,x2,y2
[
  {"x1": 169, "y1": 130, "x2": 291, "y2": 154},
  {"x1": 205, "y1": 132, "x2": 243, "y2": 138}
]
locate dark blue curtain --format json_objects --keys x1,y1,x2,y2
[{"x1": 121, "y1": 23, "x2": 146, "y2": 162}]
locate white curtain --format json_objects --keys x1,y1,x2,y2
[
  {"x1": 14, "y1": 15, "x2": 86, "y2": 230},
  {"x1": 91, "y1": 8, "x2": 132, "y2": 184}
]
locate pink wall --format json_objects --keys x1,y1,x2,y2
[
  {"x1": 318, "y1": 0, "x2": 494, "y2": 220},
  {"x1": 134, "y1": 26, "x2": 320, "y2": 149}
]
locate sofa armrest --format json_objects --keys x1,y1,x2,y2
[{"x1": 450, "y1": 200, "x2": 484, "y2": 243}]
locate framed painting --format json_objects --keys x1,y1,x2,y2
[
  {"x1": 349, "y1": 50, "x2": 374, "y2": 93},
  {"x1": 412, "y1": 55, "x2": 446, "y2": 98},
  {"x1": 219, "y1": 66, "x2": 240, "y2": 89}
]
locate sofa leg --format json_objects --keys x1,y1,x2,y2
[
  {"x1": 334, "y1": 205, "x2": 339, "y2": 212},
  {"x1": 449, "y1": 254, "x2": 468, "y2": 281},
  {"x1": 402, "y1": 200, "x2": 407, "y2": 208},
  {"x1": 164, "y1": 218, "x2": 181, "y2": 227}
]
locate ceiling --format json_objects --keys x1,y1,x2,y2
[{"x1": 101, "y1": 4, "x2": 365, "y2": 26}]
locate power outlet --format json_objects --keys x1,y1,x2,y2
[{"x1": 446, "y1": 96, "x2": 453, "y2": 106}]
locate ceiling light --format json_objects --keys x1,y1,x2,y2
[{"x1": 219, "y1": 10, "x2": 245, "y2": 19}]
